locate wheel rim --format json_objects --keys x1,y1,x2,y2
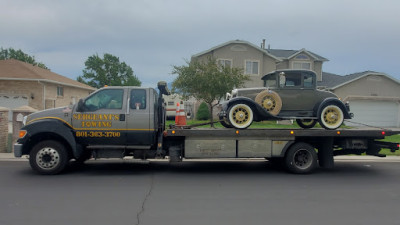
[
  {"x1": 322, "y1": 105, "x2": 343, "y2": 129},
  {"x1": 36, "y1": 147, "x2": 61, "y2": 170},
  {"x1": 261, "y1": 96, "x2": 276, "y2": 111},
  {"x1": 293, "y1": 149, "x2": 312, "y2": 169},
  {"x1": 229, "y1": 104, "x2": 253, "y2": 128}
]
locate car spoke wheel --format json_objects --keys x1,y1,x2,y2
[
  {"x1": 228, "y1": 103, "x2": 253, "y2": 129},
  {"x1": 319, "y1": 104, "x2": 344, "y2": 130},
  {"x1": 29, "y1": 140, "x2": 69, "y2": 175},
  {"x1": 296, "y1": 119, "x2": 317, "y2": 129},
  {"x1": 255, "y1": 90, "x2": 282, "y2": 116},
  {"x1": 285, "y1": 142, "x2": 317, "y2": 174},
  {"x1": 220, "y1": 117, "x2": 233, "y2": 128}
]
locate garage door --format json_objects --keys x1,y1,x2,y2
[
  {"x1": 0, "y1": 95, "x2": 29, "y2": 121},
  {"x1": 349, "y1": 100, "x2": 399, "y2": 127}
]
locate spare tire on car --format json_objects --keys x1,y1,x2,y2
[{"x1": 255, "y1": 90, "x2": 282, "y2": 116}]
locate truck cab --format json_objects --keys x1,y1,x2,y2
[{"x1": 14, "y1": 82, "x2": 170, "y2": 174}]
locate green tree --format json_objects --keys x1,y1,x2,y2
[
  {"x1": 172, "y1": 57, "x2": 249, "y2": 127},
  {"x1": 0, "y1": 47, "x2": 48, "y2": 69},
  {"x1": 77, "y1": 53, "x2": 141, "y2": 88},
  {"x1": 196, "y1": 102, "x2": 210, "y2": 120}
]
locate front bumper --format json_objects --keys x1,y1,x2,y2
[{"x1": 14, "y1": 143, "x2": 23, "y2": 158}]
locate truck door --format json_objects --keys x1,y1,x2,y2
[
  {"x1": 125, "y1": 88, "x2": 152, "y2": 146},
  {"x1": 72, "y1": 88, "x2": 127, "y2": 145}
]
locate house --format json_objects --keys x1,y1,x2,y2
[
  {"x1": 0, "y1": 59, "x2": 96, "y2": 112},
  {"x1": 319, "y1": 71, "x2": 400, "y2": 127},
  {"x1": 192, "y1": 40, "x2": 328, "y2": 88}
]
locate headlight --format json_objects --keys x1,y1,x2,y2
[
  {"x1": 225, "y1": 93, "x2": 232, "y2": 100},
  {"x1": 231, "y1": 89, "x2": 238, "y2": 98}
]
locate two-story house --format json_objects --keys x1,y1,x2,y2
[{"x1": 191, "y1": 40, "x2": 328, "y2": 88}]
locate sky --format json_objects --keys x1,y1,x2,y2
[{"x1": 1, "y1": 0, "x2": 399, "y2": 87}]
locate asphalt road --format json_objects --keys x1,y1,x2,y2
[{"x1": 1, "y1": 160, "x2": 400, "y2": 225}]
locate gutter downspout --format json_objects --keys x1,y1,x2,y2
[{"x1": 38, "y1": 81, "x2": 45, "y2": 110}]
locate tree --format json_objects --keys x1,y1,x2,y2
[
  {"x1": 0, "y1": 47, "x2": 48, "y2": 69},
  {"x1": 172, "y1": 57, "x2": 249, "y2": 127},
  {"x1": 196, "y1": 102, "x2": 210, "y2": 120},
  {"x1": 77, "y1": 53, "x2": 141, "y2": 88}
]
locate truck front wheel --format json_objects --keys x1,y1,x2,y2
[
  {"x1": 29, "y1": 140, "x2": 69, "y2": 175},
  {"x1": 285, "y1": 142, "x2": 317, "y2": 174}
]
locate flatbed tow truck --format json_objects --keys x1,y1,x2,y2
[{"x1": 14, "y1": 82, "x2": 400, "y2": 174}]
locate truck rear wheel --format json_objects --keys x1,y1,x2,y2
[
  {"x1": 29, "y1": 140, "x2": 69, "y2": 175},
  {"x1": 285, "y1": 142, "x2": 317, "y2": 174}
]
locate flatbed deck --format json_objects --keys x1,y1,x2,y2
[{"x1": 166, "y1": 127, "x2": 400, "y2": 138}]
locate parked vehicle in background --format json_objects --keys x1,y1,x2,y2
[
  {"x1": 163, "y1": 93, "x2": 183, "y2": 120},
  {"x1": 219, "y1": 70, "x2": 353, "y2": 129}
]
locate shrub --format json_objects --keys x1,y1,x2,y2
[{"x1": 196, "y1": 102, "x2": 210, "y2": 120}]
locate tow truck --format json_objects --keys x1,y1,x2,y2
[{"x1": 14, "y1": 81, "x2": 400, "y2": 174}]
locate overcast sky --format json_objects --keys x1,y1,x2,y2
[{"x1": 1, "y1": 0, "x2": 399, "y2": 87}]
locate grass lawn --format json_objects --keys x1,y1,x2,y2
[{"x1": 166, "y1": 119, "x2": 400, "y2": 156}]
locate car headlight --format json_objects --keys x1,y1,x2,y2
[{"x1": 231, "y1": 89, "x2": 238, "y2": 98}]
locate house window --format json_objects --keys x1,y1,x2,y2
[
  {"x1": 245, "y1": 60, "x2": 259, "y2": 75},
  {"x1": 293, "y1": 62, "x2": 311, "y2": 70},
  {"x1": 57, "y1": 87, "x2": 64, "y2": 97},
  {"x1": 217, "y1": 59, "x2": 232, "y2": 68},
  {"x1": 295, "y1": 54, "x2": 310, "y2": 60}
]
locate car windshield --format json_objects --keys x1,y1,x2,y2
[{"x1": 263, "y1": 73, "x2": 277, "y2": 87}]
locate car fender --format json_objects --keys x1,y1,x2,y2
[
  {"x1": 18, "y1": 119, "x2": 80, "y2": 158},
  {"x1": 226, "y1": 97, "x2": 277, "y2": 121},
  {"x1": 316, "y1": 98, "x2": 352, "y2": 119}
]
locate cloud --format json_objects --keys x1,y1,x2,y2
[{"x1": 1, "y1": 0, "x2": 399, "y2": 84}]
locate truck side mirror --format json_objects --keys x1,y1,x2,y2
[
  {"x1": 157, "y1": 81, "x2": 171, "y2": 96},
  {"x1": 76, "y1": 99, "x2": 85, "y2": 112}
]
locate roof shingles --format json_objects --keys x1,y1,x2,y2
[{"x1": 0, "y1": 59, "x2": 95, "y2": 90}]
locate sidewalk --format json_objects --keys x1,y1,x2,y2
[{"x1": 1, "y1": 152, "x2": 399, "y2": 162}]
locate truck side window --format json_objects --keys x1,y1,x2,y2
[
  {"x1": 130, "y1": 89, "x2": 146, "y2": 110},
  {"x1": 84, "y1": 89, "x2": 123, "y2": 111}
]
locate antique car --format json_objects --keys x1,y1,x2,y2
[{"x1": 219, "y1": 70, "x2": 352, "y2": 129}]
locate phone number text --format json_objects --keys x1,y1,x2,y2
[{"x1": 75, "y1": 131, "x2": 121, "y2": 138}]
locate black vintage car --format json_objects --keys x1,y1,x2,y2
[{"x1": 219, "y1": 70, "x2": 352, "y2": 129}]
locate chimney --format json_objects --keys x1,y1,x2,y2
[{"x1": 261, "y1": 39, "x2": 266, "y2": 49}]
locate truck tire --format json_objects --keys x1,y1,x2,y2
[
  {"x1": 296, "y1": 119, "x2": 317, "y2": 129},
  {"x1": 228, "y1": 103, "x2": 254, "y2": 129},
  {"x1": 285, "y1": 142, "x2": 317, "y2": 174},
  {"x1": 29, "y1": 140, "x2": 69, "y2": 175},
  {"x1": 255, "y1": 90, "x2": 282, "y2": 116},
  {"x1": 318, "y1": 104, "x2": 344, "y2": 130}
]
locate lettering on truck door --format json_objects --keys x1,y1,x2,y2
[{"x1": 72, "y1": 88, "x2": 127, "y2": 145}]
